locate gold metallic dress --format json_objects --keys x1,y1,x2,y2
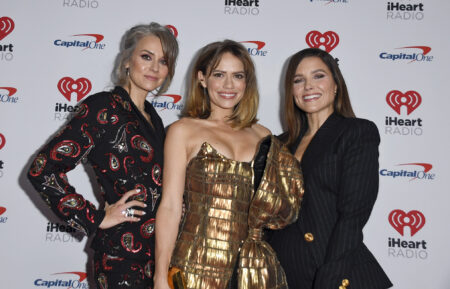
[{"x1": 171, "y1": 136, "x2": 303, "y2": 289}]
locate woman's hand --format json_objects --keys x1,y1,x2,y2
[{"x1": 99, "y1": 189, "x2": 146, "y2": 229}]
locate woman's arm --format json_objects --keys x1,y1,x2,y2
[
  {"x1": 154, "y1": 121, "x2": 188, "y2": 289},
  {"x1": 27, "y1": 94, "x2": 146, "y2": 234},
  {"x1": 314, "y1": 119, "x2": 381, "y2": 289}
]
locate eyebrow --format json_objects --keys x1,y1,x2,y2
[
  {"x1": 211, "y1": 69, "x2": 245, "y2": 74},
  {"x1": 140, "y1": 50, "x2": 166, "y2": 59},
  {"x1": 294, "y1": 68, "x2": 327, "y2": 77}
]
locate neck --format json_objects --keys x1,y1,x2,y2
[
  {"x1": 305, "y1": 110, "x2": 333, "y2": 136},
  {"x1": 209, "y1": 108, "x2": 234, "y2": 125},
  {"x1": 123, "y1": 85, "x2": 147, "y2": 112}
]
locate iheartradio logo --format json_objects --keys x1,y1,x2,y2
[
  {"x1": 0, "y1": 17, "x2": 14, "y2": 41},
  {"x1": 0, "y1": 133, "x2": 5, "y2": 150},
  {"x1": 386, "y1": 90, "x2": 421, "y2": 115},
  {"x1": 57, "y1": 77, "x2": 92, "y2": 102},
  {"x1": 166, "y1": 25, "x2": 178, "y2": 38},
  {"x1": 389, "y1": 209, "x2": 425, "y2": 237},
  {"x1": 305, "y1": 30, "x2": 339, "y2": 53}
]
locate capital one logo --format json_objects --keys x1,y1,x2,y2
[
  {"x1": 386, "y1": 90, "x2": 421, "y2": 115},
  {"x1": 389, "y1": 209, "x2": 425, "y2": 237},
  {"x1": 165, "y1": 25, "x2": 178, "y2": 38},
  {"x1": 162, "y1": 94, "x2": 182, "y2": 104},
  {"x1": 240, "y1": 41, "x2": 267, "y2": 56},
  {"x1": 34, "y1": 272, "x2": 87, "y2": 287},
  {"x1": 151, "y1": 94, "x2": 183, "y2": 111},
  {"x1": 0, "y1": 133, "x2": 5, "y2": 150},
  {"x1": 0, "y1": 87, "x2": 17, "y2": 96},
  {"x1": 0, "y1": 207, "x2": 6, "y2": 215},
  {"x1": 0, "y1": 17, "x2": 14, "y2": 41},
  {"x1": 305, "y1": 30, "x2": 339, "y2": 52},
  {"x1": 57, "y1": 77, "x2": 92, "y2": 102}
]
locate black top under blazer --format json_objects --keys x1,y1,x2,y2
[{"x1": 268, "y1": 113, "x2": 392, "y2": 289}]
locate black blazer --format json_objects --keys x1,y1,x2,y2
[{"x1": 268, "y1": 113, "x2": 392, "y2": 289}]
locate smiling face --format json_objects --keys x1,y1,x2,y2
[
  {"x1": 292, "y1": 56, "x2": 337, "y2": 121},
  {"x1": 198, "y1": 52, "x2": 246, "y2": 114},
  {"x1": 125, "y1": 34, "x2": 169, "y2": 97}
]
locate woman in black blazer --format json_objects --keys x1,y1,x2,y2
[{"x1": 268, "y1": 48, "x2": 392, "y2": 289}]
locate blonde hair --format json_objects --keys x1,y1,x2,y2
[{"x1": 183, "y1": 40, "x2": 258, "y2": 129}]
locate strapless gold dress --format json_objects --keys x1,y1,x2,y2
[{"x1": 171, "y1": 136, "x2": 303, "y2": 289}]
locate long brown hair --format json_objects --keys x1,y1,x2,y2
[
  {"x1": 284, "y1": 48, "x2": 355, "y2": 146},
  {"x1": 183, "y1": 40, "x2": 258, "y2": 129}
]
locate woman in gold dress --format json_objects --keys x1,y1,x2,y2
[{"x1": 153, "y1": 40, "x2": 303, "y2": 289}]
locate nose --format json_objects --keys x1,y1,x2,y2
[
  {"x1": 150, "y1": 60, "x2": 159, "y2": 72},
  {"x1": 224, "y1": 75, "x2": 234, "y2": 89},
  {"x1": 304, "y1": 78, "x2": 313, "y2": 90}
]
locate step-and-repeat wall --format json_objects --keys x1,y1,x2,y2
[{"x1": 1, "y1": 1, "x2": 449, "y2": 288}]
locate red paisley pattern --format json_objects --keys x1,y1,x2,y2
[
  {"x1": 50, "y1": 140, "x2": 81, "y2": 161},
  {"x1": 29, "y1": 153, "x2": 47, "y2": 177},
  {"x1": 121, "y1": 232, "x2": 142, "y2": 253}
]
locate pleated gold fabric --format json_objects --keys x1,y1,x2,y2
[{"x1": 171, "y1": 136, "x2": 303, "y2": 289}]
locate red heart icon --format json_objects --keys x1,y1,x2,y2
[
  {"x1": 305, "y1": 30, "x2": 339, "y2": 53},
  {"x1": 57, "y1": 77, "x2": 92, "y2": 102},
  {"x1": 0, "y1": 133, "x2": 5, "y2": 150},
  {"x1": 0, "y1": 17, "x2": 15, "y2": 41},
  {"x1": 0, "y1": 207, "x2": 6, "y2": 215},
  {"x1": 386, "y1": 90, "x2": 421, "y2": 115},
  {"x1": 388, "y1": 209, "x2": 426, "y2": 237},
  {"x1": 165, "y1": 25, "x2": 178, "y2": 38}
]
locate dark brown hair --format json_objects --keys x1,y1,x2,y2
[{"x1": 284, "y1": 48, "x2": 355, "y2": 146}]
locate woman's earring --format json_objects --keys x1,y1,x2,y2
[{"x1": 126, "y1": 67, "x2": 130, "y2": 76}]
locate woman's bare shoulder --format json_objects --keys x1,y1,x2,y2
[{"x1": 251, "y1": 123, "x2": 272, "y2": 138}]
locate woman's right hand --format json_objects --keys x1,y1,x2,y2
[{"x1": 99, "y1": 189, "x2": 147, "y2": 229}]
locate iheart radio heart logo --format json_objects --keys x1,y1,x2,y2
[
  {"x1": 57, "y1": 77, "x2": 92, "y2": 102},
  {"x1": 0, "y1": 17, "x2": 14, "y2": 41},
  {"x1": 386, "y1": 90, "x2": 421, "y2": 115},
  {"x1": 165, "y1": 25, "x2": 178, "y2": 38},
  {"x1": 387, "y1": 209, "x2": 428, "y2": 260},
  {"x1": 305, "y1": 31, "x2": 339, "y2": 52},
  {"x1": 389, "y1": 209, "x2": 425, "y2": 237},
  {"x1": 0, "y1": 133, "x2": 5, "y2": 150}
]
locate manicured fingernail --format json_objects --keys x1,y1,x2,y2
[
  {"x1": 142, "y1": 211, "x2": 146, "y2": 215},
  {"x1": 144, "y1": 204, "x2": 147, "y2": 207},
  {"x1": 136, "y1": 188, "x2": 141, "y2": 193}
]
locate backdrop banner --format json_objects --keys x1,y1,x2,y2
[{"x1": 1, "y1": 1, "x2": 449, "y2": 288}]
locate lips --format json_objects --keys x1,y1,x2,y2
[
  {"x1": 145, "y1": 75, "x2": 158, "y2": 81},
  {"x1": 218, "y1": 92, "x2": 237, "y2": 99},
  {"x1": 303, "y1": 94, "x2": 321, "y2": 101}
]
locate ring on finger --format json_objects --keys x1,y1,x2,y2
[{"x1": 125, "y1": 208, "x2": 134, "y2": 218}]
